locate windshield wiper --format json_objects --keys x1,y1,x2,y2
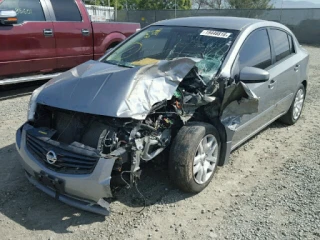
[{"x1": 104, "y1": 60, "x2": 134, "y2": 68}]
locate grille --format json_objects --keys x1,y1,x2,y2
[{"x1": 26, "y1": 133, "x2": 100, "y2": 174}]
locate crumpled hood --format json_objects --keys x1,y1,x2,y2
[{"x1": 36, "y1": 59, "x2": 197, "y2": 119}]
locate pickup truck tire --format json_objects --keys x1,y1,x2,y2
[
  {"x1": 279, "y1": 84, "x2": 306, "y2": 125},
  {"x1": 169, "y1": 122, "x2": 221, "y2": 193}
]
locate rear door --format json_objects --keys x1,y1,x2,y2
[
  {"x1": 0, "y1": 0, "x2": 56, "y2": 78},
  {"x1": 46, "y1": 0, "x2": 93, "y2": 71},
  {"x1": 231, "y1": 28, "x2": 276, "y2": 148},
  {"x1": 268, "y1": 28, "x2": 300, "y2": 115}
]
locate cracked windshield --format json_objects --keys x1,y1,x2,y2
[{"x1": 103, "y1": 26, "x2": 238, "y2": 83}]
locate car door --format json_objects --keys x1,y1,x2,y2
[
  {"x1": 45, "y1": 0, "x2": 93, "y2": 71},
  {"x1": 231, "y1": 28, "x2": 276, "y2": 148},
  {"x1": 268, "y1": 28, "x2": 300, "y2": 116},
  {"x1": 0, "y1": 0, "x2": 56, "y2": 79}
]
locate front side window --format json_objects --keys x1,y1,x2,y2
[
  {"x1": 270, "y1": 29, "x2": 291, "y2": 62},
  {"x1": 102, "y1": 26, "x2": 238, "y2": 83},
  {"x1": 50, "y1": 0, "x2": 82, "y2": 21},
  {"x1": 0, "y1": 0, "x2": 45, "y2": 23},
  {"x1": 239, "y1": 29, "x2": 272, "y2": 70}
]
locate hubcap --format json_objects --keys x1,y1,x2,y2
[
  {"x1": 193, "y1": 134, "x2": 219, "y2": 185},
  {"x1": 293, "y1": 89, "x2": 304, "y2": 120}
]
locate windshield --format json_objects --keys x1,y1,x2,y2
[{"x1": 102, "y1": 26, "x2": 238, "y2": 83}]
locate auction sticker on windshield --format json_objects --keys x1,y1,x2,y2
[{"x1": 200, "y1": 30, "x2": 232, "y2": 38}]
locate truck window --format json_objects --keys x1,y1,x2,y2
[
  {"x1": 0, "y1": 0, "x2": 45, "y2": 23},
  {"x1": 50, "y1": 0, "x2": 82, "y2": 22}
]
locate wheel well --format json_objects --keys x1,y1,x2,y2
[
  {"x1": 107, "y1": 42, "x2": 120, "y2": 50},
  {"x1": 302, "y1": 80, "x2": 307, "y2": 90},
  {"x1": 189, "y1": 118, "x2": 228, "y2": 167}
]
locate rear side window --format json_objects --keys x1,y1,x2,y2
[
  {"x1": 270, "y1": 29, "x2": 292, "y2": 62},
  {"x1": 0, "y1": 0, "x2": 45, "y2": 23},
  {"x1": 239, "y1": 29, "x2": 272, "y2": 70},
  {"x1": 50, "y1": 0, "x2": 82, "y2": 21}
]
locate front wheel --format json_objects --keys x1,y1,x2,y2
[
  {"x1": 169, "y1": 122, "x2": 221, "y2": 193},
  {"x1": 279, "y1": 84, "x2": 306, "y2": 125}
]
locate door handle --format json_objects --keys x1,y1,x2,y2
[
  {"x1": 43, "y1": 29, "x2": 53, "y2": 37},
  {"x1": 268, "y1": 79, "x2": 277, "y2": 89},
  {"x1": 82, "y1": 29, "x2": 90, "y2": 36},
  {"x1": 294, "y1": 64, "x2": 300, "y2": 72}
]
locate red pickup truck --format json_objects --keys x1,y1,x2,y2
[{"x1": 0, "y1": 0, "x2": 140, "y2": 85}]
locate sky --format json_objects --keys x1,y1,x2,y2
[
  {"x1": 290, "y1": 0, "x2": 319, "y2": 3},
  {"x1": 273, "y1": 0, "x2": 320, "y2": 8},
  {"x1": 273, "y1": 0, "x2": 320, "y2": 4}
]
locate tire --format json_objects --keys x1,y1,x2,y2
[
  {"x1": 169, "y1": 122, "x2": 221, "y2": 193},
  {"x1": 279, "y1": 84, "x2": 306, "y2": 125}
]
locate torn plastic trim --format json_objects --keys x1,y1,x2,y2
[{"x1": 220, "y1": 81, "x2": 259, "y2": 131}]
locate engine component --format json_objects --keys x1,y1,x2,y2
[
  {"x1": 141, "y1": 128, "x2": 171, "y2": 161},
  {"x1": 98, "y1": 129, "x2": 118, "y2": 154}
]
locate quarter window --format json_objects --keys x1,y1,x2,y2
[
  {"x1": 0, "y1": 0, "x2": 45, "y2": 23},
  {"x1": 50, "y1": 0, "x2": 82, "y2": 21},
  {"x1": 288, "y1": 34, "x2": 295, "y2": 54},
  {"x1": 239, "y1": 29, "x2": 272, "y2": 70},
  {"x1": 270, "y1": 29, "x2": 291, "y2": 62}
]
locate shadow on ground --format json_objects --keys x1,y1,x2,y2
[{"x1": 0, "y1": 81, "x2": 47, "y2": 101}]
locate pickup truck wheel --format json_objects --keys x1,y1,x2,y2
[
  {"x1": 169, "y1": 122, "x2": 220, "y2": 193},
  {"x1": 279, "y1": 84, "x2": 305, "y2": 125}
]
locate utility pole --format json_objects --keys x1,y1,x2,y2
[
  {"x1": 280, "y1": 0, "x2": 284, "y2": 22},
  {"x1": 175, "y1": 0, "x2": 177, "y2": 18},
  {"x1": 115, "y1": 0, "x2": 117, "y2": 21}
]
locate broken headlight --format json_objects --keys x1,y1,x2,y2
[{"x1": 27, "y1": 85, "x2": 44, "y2": 122}]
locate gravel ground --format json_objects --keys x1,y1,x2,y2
[{"x1": 0, "y1": 45, "x2": 319, "y2": 240}]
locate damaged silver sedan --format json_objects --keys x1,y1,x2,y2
[{"x1": 16, "y1": 17, "x2": 309, "y2": 215}]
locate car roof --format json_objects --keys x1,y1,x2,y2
[{"x1": 152, "y1": 16, "x2": 266, "y2": 31}]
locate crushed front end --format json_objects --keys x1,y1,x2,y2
[{"x1": 16, "y1": 102, "x2": 180, "y2": 215}]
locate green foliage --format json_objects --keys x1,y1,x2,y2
[
  {"x1": 137, "y1": 0, "x2": 192, "y2": 10},
  {"x1": 84, "y1": 0, "x2": 192, "y2": 10},
  {"x1": 194, "y1": 0, "x2": 224, "y2": 10},
  {"x1": 227, "y1": 0, "x2": 273, "y2": 9}
]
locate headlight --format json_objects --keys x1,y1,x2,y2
[{"x1": 27, "y1": 85, "x2": 44, "y2": 122}]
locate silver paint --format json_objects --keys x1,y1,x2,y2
[{"x1": 36, "y1": 58, "x2": 197, "y2": 120}]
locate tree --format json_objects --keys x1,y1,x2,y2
[
  {"x1": 84, "y1": 0, "x2": 192, "y2": 10},
  {"x1": 137, "y1": 0, "x2": 192, "y2": 10},
  {"x1": 194, "y1": 0, "x2": 224, "y2": 10},
  {"x1": 227, "y1": 0, "x2": 273, "y2": 9},
  {"x1": 84, "y1": 0, "x2": 130, "y2": 10}
]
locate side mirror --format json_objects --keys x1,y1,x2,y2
[
  {"x1": 0, "y1": 10, "x2": 18, "y2": 25},
  {"x1": 239, "y1": 67, "x2": 270, "y2": 83}
]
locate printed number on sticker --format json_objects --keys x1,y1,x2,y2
[{"x1": 200, "y1": 30, "x2": 232, "y2": 38}]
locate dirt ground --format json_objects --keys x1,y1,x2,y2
[{"x1": 0, "y1": 45, "x2": 319, "y2": 240}]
